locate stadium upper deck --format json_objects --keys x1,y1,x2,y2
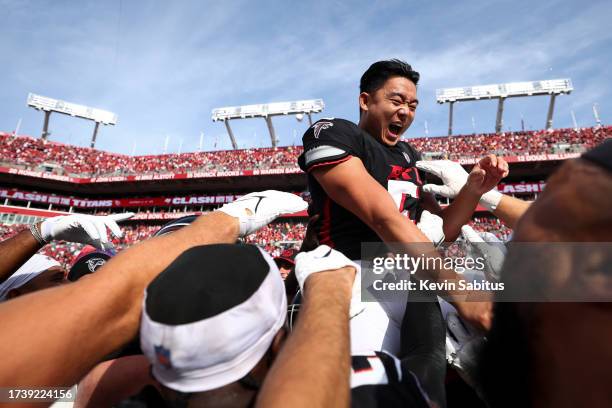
[
  {"x1": 1, "y1": 125, "x2": 604, "y2": 268},
  {"x1": 1, "y1": 126, "x2": 608, "y2": 178}
]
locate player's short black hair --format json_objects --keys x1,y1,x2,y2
[{"x1": 360, "y1": 59, "x2": 420, "y2": 94}]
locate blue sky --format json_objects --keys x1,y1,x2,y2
[{"x1": 0, "y1": 0, "x2": 610, "y2": 154}]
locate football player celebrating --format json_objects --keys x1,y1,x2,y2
[
  {"x1": 298, "y1": 59, "x2": 508, "y2": 407},
  {"x1": 298, "y1": 59, "x2": 508, "y2": 261}
]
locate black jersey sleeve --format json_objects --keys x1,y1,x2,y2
[{"x1": 298, "y1": 118, "x2": 366, "y2": 172}]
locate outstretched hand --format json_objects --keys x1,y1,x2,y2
[
  {"x1": 40, "y1": 213, "x2": 135, "y2": 250},
  {"x1": 466, "y1": 155, "x2": 509, "y2": 196}
]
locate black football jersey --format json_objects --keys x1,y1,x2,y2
[
  {"x1": 298, "y1": 118, "x2": 425, "y2": 260},
  {"x1": 351, "y1": 351, "x2": 432, "y2": 408}
]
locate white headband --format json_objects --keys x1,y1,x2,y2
[
  {"x1": 141, "y1": 246, "x2": 287, "y2": 393},
  {"x1": 0, "y1": 254, "x2": 61, "y2": 301}
]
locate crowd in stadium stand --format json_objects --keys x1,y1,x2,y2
[
  {"x1": 1, "y1": 126, "x2": 609, "y2": 176},
  {"x1": 469, "y1": 217, "x2": 512, "y2": 241},
  {"x1": 0, "y1": 218, "x2": 510, "y2": 269},
  {"x1": 0, "y1": 122, "x2": 599, "y2": 274},
  {"x1": 408, "y1": 126, "x2": 608, "y2": 160},
  {"x1": 0, "y1": 132, "x2": 300, "y2": 176},
  {"x1": 244, "y1": 221, "x2": 307, "y2": 256}
]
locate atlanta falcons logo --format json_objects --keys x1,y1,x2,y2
[
  {"x1": 86, "y1": 258, "x2": 106, "y2": 272},
  {"x1": 402, "y1": 152, "x2": 411, "y2": 164},
  {"x1": 312, "y1": 121, "x2": 334, "y2": 139}
]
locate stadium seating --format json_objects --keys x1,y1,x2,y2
[
  {"x1": 1, "y1": 126, "x2": 609, "y2": 177},
  {"x1": 0, "y1": 125, "x2": 601, "y2": 268},
  {"x1": 469, "y1": 217, "x2": 512, "y2": 241},
  {"x1": 408, "y1": 126, "x2": 608, "y2": 160},
  {"x1": 0, "y1": 132, "x2": 300, "y2": 176},
  {"x1": 244, "y1": 221, "x2": 307, "y2": 256}
]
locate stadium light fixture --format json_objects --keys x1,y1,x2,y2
[
  {"x1": 211, "y1": 99, "x2": 324, "y2": 148},
  {"x1": 436, "y1": 79, "x2": 573, "y2": 134},
  {"x1": 27, "y1": 93, "x2": 118, "y2": 148}
]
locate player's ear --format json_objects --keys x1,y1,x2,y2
[{"x1": 359, "y1": 92, "x2": 371, "y2": 113}]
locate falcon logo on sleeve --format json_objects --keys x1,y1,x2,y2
[
  {"x1": 86, "y1": 257, "x2": 107, "y2": 272},
  {"x1": 402, "y1": 151, "x2": 412, "y2": 165},
  {"x1": 313, "y1": 121, "x2": 334, "y2": 139}
]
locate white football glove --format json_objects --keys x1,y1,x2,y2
[
  {"x1": 294, "y1": 245, "x2": 358, "y2": 292},
  {"x1": 218, "y1": 190, "x2": 307, "y2": 237},
  {"x1": 417, "y1": 210, "x2": 445, "y2": 247},
  {"x1": 461, "y1": 225, "x2": 507, "y2": 281},
  {"x1": 40, "y1": 212, "x2": 134, "y2": 251},
  {"x1": 416, "y1": 160, "x2": 502, "y2": 211},
  {"x1": 416, "y1": 160, "x2": 468, "y2": 198}
]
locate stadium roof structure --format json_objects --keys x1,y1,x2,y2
[
  {"x1": 27, "y1": 93, "x2": 118, "y2": 148},
  {"x1": 436, "y1": 79, "x2": 573, "y2": 135},
  {"x1": 211, "y1": 99, "x2": 324, "y2": 149}
]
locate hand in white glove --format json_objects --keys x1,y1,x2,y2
[
  {"x1": 416, "y1": 160, "x2": 468, "y2": 198},
  {"x1": 416, "y1": 159, "x2": 504, "y2": 211},
  {"x1": 40, "y1": 213, "x2": 135, "y2": 250},
  {"x1": 461, "y1": 225, "x2": 507, "y2": 281},
  {"x1": 417, "y1": 210, "x2": 445, "y2": 247},
  {"x1": 294, "y1": 245, "x2": 358, "y2": 292},
  {"x1": 218, "y1": 190, "x2": 308, "y2": 237}
]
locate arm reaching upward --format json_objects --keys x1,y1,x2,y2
[
  {"x1": 417, "y1": 158, "x2": 528, "y2": 228},
  {"x1": 0, "y1": 190, "x2": 306, "y2": 390},
  {"x1": 257, "y1": 246, "x2": 356, "y2": 408},
  {"x1": 312, "y1": 157, "x2": 492, "y2": 330}
]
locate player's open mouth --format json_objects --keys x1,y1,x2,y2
[{"x1": 388, "y1": 123, "x2": 402, "y2": 138}]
